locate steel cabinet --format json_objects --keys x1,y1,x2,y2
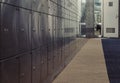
[
  {"x1": 1, "y1": 0, "x2": 19, "y2": 6},
  {"x1": 53, "y1": 17, "x2": 62, "y2": 71},
  {"x1": 31, "y1": 12, "x2": 40, "y2": 49},
  {"x1": 32, "y1": 0, "x2": 41, "y2": 11},
  {"x1": 47, "y1": 43, "x2": 54, "y2": 76},
  {"x1": 40, "y1": 46, "x2": 48, "y2": 83},
  {"x1": 47, "y1": 15, "x2": 54, "y2": 75},
  {"x1": 1, "y1": 58, "x2": 19, "y2": 83},
  {"x1": 19, "y1": 53, "x2": 32, "y2": 83},
  {"x1": 32, "y1": 0, "x2": 48, "y2": 13},
  {"x1": 19, "y1": 0, "x2": 32, "y2": 9},
  {"x1": 32, "y1": 50, "x2": 41, "y2": 83},
  {"x1": 0, "y1": 4, "x2": 18, "y2": 59},
  {"x1": 1, "y1": 0, "x2": 32, "y2": 9},
  {"x1": 39, "y1": 14, "x2": 49, "y2": 45},
  {"x1": 0, "y1": 62, "x2": 1, "y2": 83},
  {"x1": 16, "y1": 9, "x2": 31, "y2": 53}
]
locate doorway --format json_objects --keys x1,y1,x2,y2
[
  {"x1": 103, "y1": 0, "x2": 119, "y2": 38},
  {"x1": 94, "y1": 0, "x2": 102, "y2": 37},
  {"x1": 80, "y1": 0, "x2": 102, "y2": 38},
  {"x1": 80, "y1": 0, "x2": 119, "y2": 38}
]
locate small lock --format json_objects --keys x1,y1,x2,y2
[
  {"x1": 41, "y1": 61, "x2": 44, "y2": 64},
  {"x1": 32, "y1": 28, "x2": 36, "y2": 32},
  {"x1": 20, "y1": 28, "x2": 25, "y2": 32},
  {"x1": 21, "y1": 73, "x2": 25, "y2": 77},
  {"x1": 33, "y1": 66, "x2": 36, "y2": 70},
  {"x1": 3, "y1": 28, "x2": 9, "y2": 32}
]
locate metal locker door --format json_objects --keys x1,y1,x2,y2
[
  {"x1": 1, "y1": 0, "x2": 19, "y2": 6},
  {"x1": 32, "y1": 0, "x2": 48, "y2": 13},
  {"x1": 40, "y1": 46, "x2": 48, "y2": 83},
  {"x1": 56, "y1": 17, "x2": 62, "y2": 68},
  {"x1": 47, "y1": 43, "x2": 54, "y2": 76},
  {"x1": 32, "y1": 50, "x2": 41, "y2": 83},
  {"x1": 1, "y1": 0, "x2": 32, "y2": 9},
  {"x1": 40, "y1": 13, "x2": 48, "y2": 45},
  {"x1": 19, "y1": 53, "x2": 32, "y2": 83},
  {"x1": 16, "y1": 9, "x2": 31, "y2": 53},
  {"x1": 61, "y1": 19, "x2": 65, "y2": 66},
  {"x1": 31, "y1": 12, "x2": 40, "y2": 49},
  {"x1": 58, "y1": 17, "x2": 63, "y2": 67},
  {"x1": 47, "y1": 15, "x2": 54, "y2": 75},
  {"x1": 53, "y1": 41, "x2": 59, "y2": 71},
  {"x1": 0, "y1": 4, "x2": 18, "y2": 59},
  {"x1": 0, "y1": 62, "x2": 1, "y2": 83},
  {"x1": 41, "y1": 0, "x2": 48, "y2": 13},
  {"x1": 0, "y1": 62, "x2": 2, "y2": 83},
  {"x1": 19, "y1": 0, "x2": 32, "y2": 9},
  {"x1": 32, "y1": 0, "x2": 41, "y2": 11},
  {"x1": 53, "y1": 17, "x2": 59, "y2": 71},
  {"x1": 53, "y1": 3, "x2": 57, "y2": 16},
  {"x1": 48, "y1": 0, "x2": 54, "y2": 15},
  {"x1": 0, "y1": 3, "x2": 1, "y2": 59},
  {"x1": 1, "y1": 58, "x2": 19, "y2": 83}
]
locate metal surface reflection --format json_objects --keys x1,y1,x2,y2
[{"x1": 0, "y1": 0, "x2": 88, "y2": 83}]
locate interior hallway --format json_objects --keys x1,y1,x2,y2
[{"x1": 53, "y1": 38, "x2": 109, "y2": 83}]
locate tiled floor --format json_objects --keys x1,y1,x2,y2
[{"x1": 52, "y1": 38, "x2": 109, "y2": 83}]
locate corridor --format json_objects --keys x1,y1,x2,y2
[
  {"x1": 53, "y1": 38, "x2": 109, "y2": 83},
  {"x1": 0, "y1": 0, "x2": 120, "y2": 83}
]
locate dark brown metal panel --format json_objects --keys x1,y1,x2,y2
[
  {"x1": 1, "y1": 58, "x2": 19, "y2": 83},
  {"x1": 40, "y1": 46, "x2": 48, "y2": 83},
  {"x1": 0, "y1": 4, "x2": 18, "y2": 59},
  {"x1": 19, "y1": 53, "x2": 32, "y2": 83},
  {"x1": 32, "y1": 50, "x2": 41, "y2": 83}
]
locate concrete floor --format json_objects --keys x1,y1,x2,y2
[{"x1": 52, "y1": 38, "x2": 109, "y2": 83}]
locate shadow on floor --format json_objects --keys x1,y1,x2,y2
[{"x1": 102, "y1": 38, "x2": 120, "y2": 83}]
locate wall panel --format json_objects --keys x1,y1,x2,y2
[{"x1": 0, "y1": 0, "x2": 88, "y2": 83}]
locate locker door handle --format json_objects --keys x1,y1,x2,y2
[
  {"x1": 3, "y1": 28, "x2": 9, "y2": 32},
  {"x1": 48, "y1": 58, "x2": 51, "y2": 61},
  {"x1": 41, "y1": 61, "x2": 44, "y2": 64},
  {"x1": 20, "y1": 73, "x2": 25, "y2": 77},
  {"x1": 41, "y1": 28, "x2": 44, "y2": 31},
  {"x1": 32, "y1": 28, "x2": 36, "y2": 32},
  {"x1": 33, "y1": 66, "x2": 36, "y2": 70},
  {"x1": 20, "y1": 28, "x2": 25, "y2": 32}
]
